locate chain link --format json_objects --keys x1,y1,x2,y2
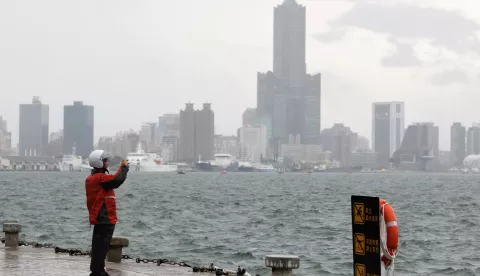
[
  {"x1": 2, "y1": 238, "x2": 253, "y2": 275},
  {"x1": 55, "y1": 247, "x2": 91, "y2": 256},
  {"x1": 1, "y1": 238, "x2": 54, "y2": 248}
]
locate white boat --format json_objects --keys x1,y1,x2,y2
[
  {"x1": 59, "y1": 144, "x2": 88, "y2": 172},
  {"x1": 238, "y1": 160, "x2": 254, "y2": 172},
  {"x1": 195, "y1": 154, "x2": 237, "y2": 171},
  {"x1": 314, "y1": 164, "x2": 327, "y2": 172},
  {"x1": 126, "y1": 143, "x2": 177, "y2": 172},
  {"x1": 253, "y1": 163, "x2": 275, "y2": 172}
]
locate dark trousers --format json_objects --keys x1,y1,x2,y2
[{"x1": 90, "y1": 224, "x2": 115, "y2": 275}]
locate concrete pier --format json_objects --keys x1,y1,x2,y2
[
  {"x1": 265, "y1": 255, "x2": 300, "y2": 276},
  {"x1": 107, "y1": 236, "x2": 129, "y2": 263},
  {"x1": 0, "y1": 246, "x2": 192, "y2": 276},
  {"x1": 1, "y1": 222, "x2": 298, "y2": 275},
  {"x1": 2, "y1": 222, "x2": 21, "y2": 248}
]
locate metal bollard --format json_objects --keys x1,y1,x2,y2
[
  {"x1": 3, "y1": 223, "x2": 21, "y2": 248},
  {"x1": 265, "y1": 255, "x2": 300, "y2": 276},
  {"x1": 106, "y1": 236, "x2": 129, "y2": 263}
]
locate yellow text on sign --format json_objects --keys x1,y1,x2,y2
[
  {"x1": 365, "y1": 239, "x2": 379, "y2": 254},
  {"x1": 354, "y1": 233, "x2": 365, "y2": 255},
  {"x1": 365, "y1": 208, "x2": 378, "y2": 222},
  {"x1": 353, "y1": 202, "x2": 365, "y2": 224},
  {"x1": 355, "y1": 263, "x2": 366, "y2": 276}
]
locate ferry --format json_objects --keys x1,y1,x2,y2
[{"x1": 126, "y1": 143, "x2": 177, "y2": 172}]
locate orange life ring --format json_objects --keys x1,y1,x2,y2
[{"x1": 380, "y1": 199, "x2": 398, "y2": 253}]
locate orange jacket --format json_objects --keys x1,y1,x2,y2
[{"x1": 85, "y1": 166, "x2": 128, "y2": 224}]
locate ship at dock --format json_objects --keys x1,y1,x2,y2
[
  {"x1": 195, "y1": 154, "x2": 237, "y2": 172},
  {"x1": 126, "y1": 143, "x2": 177, "y2": 172},
  {"x1": 253, "y1": 163, "x2": 275, "y2": 172},
  {"x1": 59, "y1": 144, "x2": 90, "y2": 172},
  {"x1": 237, "y1": 160, "x2": 254, "y2": 172},
  {"x1": 236, "y1": 161, "x2": 275, "y2": 172}
]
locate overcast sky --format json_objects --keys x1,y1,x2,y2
[{"x1": 1, "y1": 0, "x2": 480, "y2": 150}]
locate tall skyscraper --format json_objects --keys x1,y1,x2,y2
[
  {"x1": 333, "y1": 131, "x2": 352, "y2": 167},
  {"x1": 195, "y1": 103, "x2": 215, "y2": 161},
  {"x1": 179, "y1": 103, "x2": 214, "y2": 161},
  {"x1": 467, "y1": 126, "x2": 480, "y2": 155},
  {"x1": 257, "y1": 0, "x2": 321, "y2": 146},
  {"x1": 273, "y1": 0, "x2": 306, "y2": 86},
  {"x1": 0, "y1": 116, "x2": 12, "y2": 156},
  {"x1": 179, "y1": 103, "x2": 196, "y2": 161},
  {"x1": 19, "y1": 97, "x2": 49, "y2": 156},
  {"x1": 239, "y1": 125, "x2": 268, "y2": 162},
  {"x1": 450, "y1": 122, "x2": 466, "y2": 166},
  {"x1": 372, "y1": 102, "x2": 405, "y2": 167},
  {"x1": 63, "y1": 101, "x2": 94, "y2": 157},
  {"x1": 391, "y1": 122, "x2": 439, "y2": 171}
]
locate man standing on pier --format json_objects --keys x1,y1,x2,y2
[{"x1": 86, "y1": 150, "x2": 129, "y2": 276}]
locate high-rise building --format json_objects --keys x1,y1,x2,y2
[
  {"x1": 97, "y1": 131, "x2": 139, "y2": 158},
  {"x1": 242, "y1": 108, "x2": 259, "y2": 127},
  {"x1": 49, "y1": 129, "x2": 63, "y2": 142},
  {"x1": 333, "y1": 131, "x2": 352, "y2": 167},
  {"x1": 320, "y1": 123, "x2": 359, "y2": 155},
  {"x1": 257, "y1": 0, "x2": 321, "y2": 146},
  {"x1": 162, "y1": 135, "x2": 180, "y2": 161},
  {"x1": 467, "y1": 126, "x2": 480, "y2": 155},
  {"x1": 450, "y1": 122, "x2": 466, "y2": 166},
  {"x1": 0, "y1": 116, "x2": 12, "y2": 156},
  {"x1": 139, "y1": 122, "x2": 157, "y2": 152},
  {"x1": 214, "y1": 135, "x2": 238, "y2": 157},
  {"x1": 352, "y1": 151, "x2": 379, "y2": 169},
  {"x1": 159, "y1": 113, "x2": 180, "y2": 137},
  {"x1": 19, "y1": 97, "x2": 49, "y2": 156},
  {"x1": 179, "y1": 103, "x2": 196, "y2": 161},
  {"x1": 372, "y1": 102, "x2": 405, "y2": 167},
  {"x1": 357, "y1": 136, "x2": 370, "y2": 151},
  {"x1": 238, "y1": 125, "x2": 268, "y2": 162},
  {"x1": 179, "y1": 103, "x2": 214, "y2": 162},
  {"x1": 391, "y1": 122, "x2": 439, "y2": 171},
  {"x1": 195, "y1": 103, "x2": 215, "y2": 161},
  {"x1": 63, "y1": 101, "x2": 94, "y2": 157},
  {"x1": 46, "y1": 129, "x2": 64, "y2": 157}
]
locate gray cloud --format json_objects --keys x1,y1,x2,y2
[
  {"x1": 321, "y1": 2, "x2": 480, "y2": 54},
  {"x1": 381, "y1": 38, "x2": 421, "y2": 67},
  {"x1": 430, "y1": 69, "x2": 469, "y2": 86}
]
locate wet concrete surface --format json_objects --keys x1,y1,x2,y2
[{"x1": 0, "y1": 246, "x2": 197, "y2": 276}]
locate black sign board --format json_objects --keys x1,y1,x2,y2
[{"x1": 351, "y1": 195, "x2": 381, "y2": 276}]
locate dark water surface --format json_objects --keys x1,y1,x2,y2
[{"x1": 1, "y1": 172, "x2": 479, "y2": 275}]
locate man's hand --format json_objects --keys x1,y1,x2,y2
[{"x1": 121, "y1": 160, "x2": 129, "y2": 168}]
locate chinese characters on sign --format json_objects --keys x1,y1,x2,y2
[
  {"x1": 365, "y1": 207, "x2": 379, "y2": 222},
  {"x1": 352, "y1": 195, "x2": 381, "y2": 276}
]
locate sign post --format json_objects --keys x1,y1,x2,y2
[{"x1": 351, "y1": 195, "x2": 381, "y2": 276}]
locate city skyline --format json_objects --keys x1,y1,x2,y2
[{"x1": 1, "y1": 0, "x2": 480, "y2": 150}]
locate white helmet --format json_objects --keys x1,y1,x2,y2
[{"x1": 88, "y1": 150, "x2": 113, "y2": 168}]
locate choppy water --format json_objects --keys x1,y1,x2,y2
[{"x1": 1, "y1": 172, "x2": 480, "y2": 275}]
